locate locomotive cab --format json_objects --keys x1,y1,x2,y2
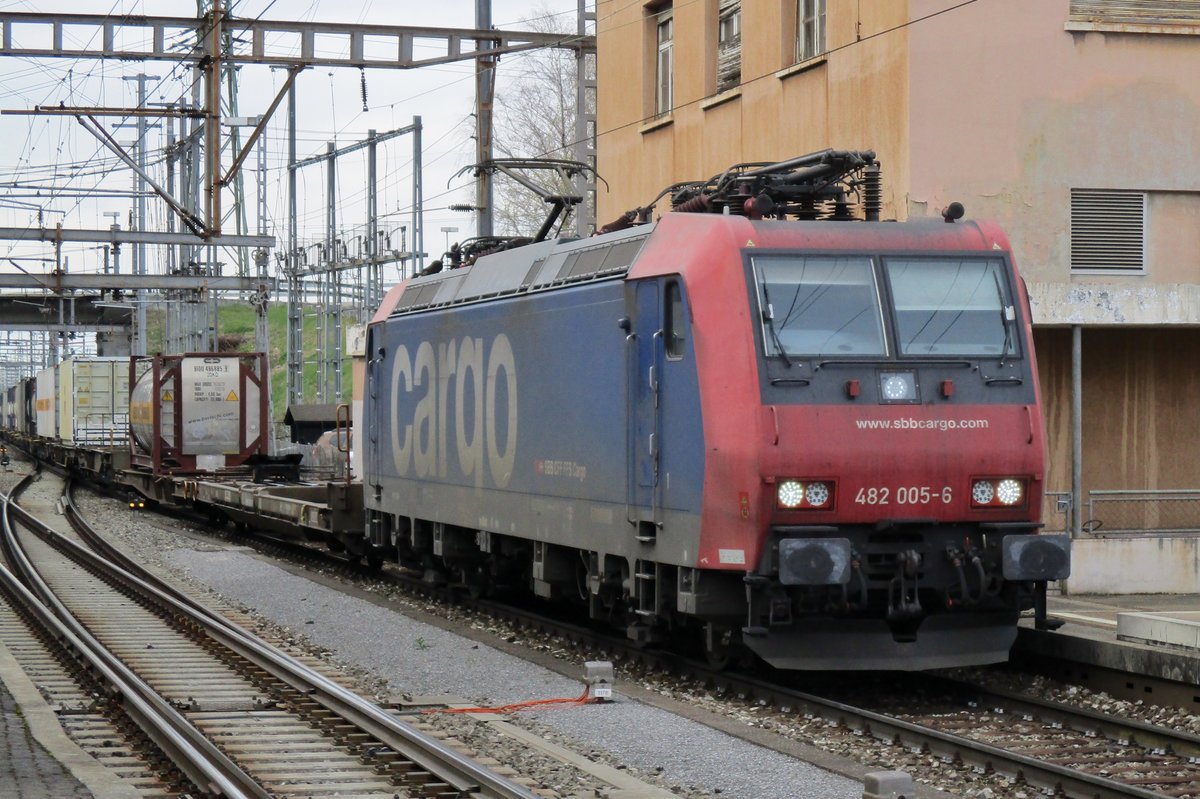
[{"x1": 726, "y1": 236, "x2": 1070, "y2": 668}]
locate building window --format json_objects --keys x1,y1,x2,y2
[
  {"x1": 1070, "y1": 189, "x2": 1146, "y2": 272},
  {"x1": 1069, "y1": 0, "x2": 1200, "y2": 28},
  {"x1": 716, "y1": 0, "x2": 742, "y2": 94},
  {"x1": 797, "y1": 0, "x2": 826, "y2": 62},
  {"x1": 656, "y1": 8, "x2": 674, "y2": 115}
]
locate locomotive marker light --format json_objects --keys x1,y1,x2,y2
[
  {"x1": 878, "y1": 371, "x2": 918, "y2": 403},
  {"x1": 971, "y1": 480, "x2": 995, "y2": 505}
]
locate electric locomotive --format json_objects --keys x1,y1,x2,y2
[{"x1": 362, "y1": 150, "x2": 1069, "y2": 670}]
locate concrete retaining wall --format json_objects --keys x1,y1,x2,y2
[{"x1": 1067, "y1": 536, "x2": 1200, "y2": 594}]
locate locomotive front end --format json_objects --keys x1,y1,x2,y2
[{"x1": 733, "y1": 222, "x2": 1069, "y2": 670}]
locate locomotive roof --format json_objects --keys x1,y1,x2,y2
[
  {"x1": 386, "y1": 212, "x2": 1011, "y2": 319},
  {"x1": 388, "y1": 223, "x2": 653, "y2": 316}
]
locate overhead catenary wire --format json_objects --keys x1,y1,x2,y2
[{"x1": 0, "y1": 0, "x2": 989, "y2": 269}]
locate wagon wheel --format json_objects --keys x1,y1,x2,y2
[{"x1": 459, "y1": 563, "x2": 492, "y2": 599}]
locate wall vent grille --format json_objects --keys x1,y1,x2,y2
[{"x1": 1070, "y1": 189, "x2": 1145, "y2": 271}]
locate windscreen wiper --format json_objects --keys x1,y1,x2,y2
[
  {"x1": 760, "y1": 282, "x2": 793, "y2": 368},
  {"x1": 993, "y1": 271, "x2": 1015, "y2": 366}
]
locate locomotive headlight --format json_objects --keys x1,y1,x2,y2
[
  {"x1": 776, "y1": 479, "x2": 835, "y2": 509},
  {"x1": 996, "y1": 479, "x2": 1023, "y2": 505},
  {"x1": 971, "y1": 480, "x2": 995, "y2": 505},
  {"x1": 805, "y1": 481, "x2": 831, "y2": 507},
  {"x1": 777, "y1": 480, "x2": 805, "y2": 509},
  {"x1": 971, "y1": 477, "x2": 1027, "y2": 508}
]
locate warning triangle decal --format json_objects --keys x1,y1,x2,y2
[
  {"x1": 161, "y1": 391, "x2": 173, "y2": 401},
  {"x1": 226, "y1": 390, "x2": 239, "y2": 401}
]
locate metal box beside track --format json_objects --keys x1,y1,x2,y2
[
  {"x1": 129, "y1": 352, "x2": 269, "y2": 475},
  {"x1": 57, "y1": 357, "x2": 129, "y2": 446}
]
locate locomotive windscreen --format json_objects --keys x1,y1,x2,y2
[
  {"x1": 883, "y1": 257, "x2": 1016, "y2": 357},
  {"x1": 752, "y1": 254, "x2": 1017, "y2": 359},
  {"x1": 754, "y1": 255, "x2": 887, "y2": 358}
]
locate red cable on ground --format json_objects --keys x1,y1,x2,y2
[{"x1": 423, "y1": 686, "x2": 594, "y2": 715}]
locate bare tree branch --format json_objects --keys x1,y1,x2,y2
[{"x1": 493, "y1": 4, "x2": 584, "y2": 237}]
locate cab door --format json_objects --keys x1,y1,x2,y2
[
  {"x1": 627, "y1": 280, "x2": 661, "y2": 540},
  {"x1": 365, "y1": 329, "x2": 384, "y2": 497}
]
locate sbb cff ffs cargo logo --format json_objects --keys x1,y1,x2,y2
[{"x1": 388, "y1": 333, "x2": 518, "y2": 488}]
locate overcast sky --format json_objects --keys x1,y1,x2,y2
[{"x1": 0, "y1": 0, "x2": 584, "y2": 278}]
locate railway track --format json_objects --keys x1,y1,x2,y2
[
  {"x1": 0, "y1": 469, "x2": 553, "y2": 799},
  {"x1": 58, "y1": 472, "x2": 1200, "y2": 799},
  {"x1": 476, "y1": 611, "x2": 1200, "y2": 799},
  {"x1": 180, "y1": 494, "x2": 1200, "y2": 799},
  {"x1": 270, "y1": 520, "x2": 1200, "y2": 797},
  {"x1": 803, "y1": 672, "x2": 1200, "y2": 799}
]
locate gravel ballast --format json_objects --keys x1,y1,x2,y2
[
  {"x1": 163, "y1": 546, "x2": 862, "y2": 799},
  {"x1": 64, "y1": 481, "x2": 869, "y2": 798}
]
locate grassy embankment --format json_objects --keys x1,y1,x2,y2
[{"x1": 144, "y1": 301, "x2": 354, "y2": 423}]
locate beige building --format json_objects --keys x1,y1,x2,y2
[{"x1": 595, "y1": 0, "x2": 1200, "y2": 555}]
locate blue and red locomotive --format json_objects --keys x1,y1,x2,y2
[{"x1": 362, "y1": 150, "x2": 1069, "y2": 670}]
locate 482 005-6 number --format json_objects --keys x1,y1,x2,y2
[{"x1": 854, "y1": 486, "x2": 953, "y2": 505}]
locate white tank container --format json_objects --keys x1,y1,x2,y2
[{"x1": 130, "y1": 355, "x2": 259, "y2": 458}]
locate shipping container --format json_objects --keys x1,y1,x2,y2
[
  {"x1": 57, "y1": 357, "x2": 130, "y2": 445},
  {"x1": 19, "y1": 376, "x2": 34, "y2": 437},
  {"x1": 34, "y1": 366, "x2": 57, "y2": 438}
]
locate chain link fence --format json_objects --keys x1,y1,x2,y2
[
  {"x1": 1084, "y1": 490, "x2": 1200, "y2": 535},
  {"x1": 1042, "y1": 490, "x2": 1200, "y2": 536}
]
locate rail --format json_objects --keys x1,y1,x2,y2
[
  {"x1": 60, "y1": 478, "x2": 543, "y2": 799},
  {"x1": 0, "y1": 473, "x2": 270, "y2": 798}
]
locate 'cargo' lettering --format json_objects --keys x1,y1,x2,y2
[{"x1": 389, "y1": 333, "x2": 517, "y2": 488}]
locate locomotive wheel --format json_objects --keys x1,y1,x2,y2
[{"x1": 703, "y1": 625, "x2": 750, "y2": 671}]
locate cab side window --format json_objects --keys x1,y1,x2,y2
[{"x1": 665, "y1": 281, "x2": 686, "y2": 359}]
